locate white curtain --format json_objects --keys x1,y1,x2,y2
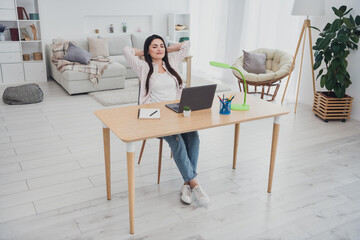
[{"x1": 190, "y1": 0, "x2": 304, "y2": 101}]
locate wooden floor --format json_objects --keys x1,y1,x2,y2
[{"x1": 0, "y1": 80, "x2": 360, "y2": 240}]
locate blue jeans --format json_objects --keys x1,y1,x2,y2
[{"x1": 163, "y1": 131, "x2": 200, "y2": 182}]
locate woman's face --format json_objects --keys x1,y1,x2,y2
[{"x1": 148, "y1": 38, "x2": 165, "y2": 60}]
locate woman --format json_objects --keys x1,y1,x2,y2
[{"x1": 123, "y1": 35, "x2": 210, "y2": 205}]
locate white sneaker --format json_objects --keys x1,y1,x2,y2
[
  {"x1": 181, "y1": 185, "x2": 192, "y2": 204},
  {"x1": 192, "y1": 185, "x2": 210, "y2": 205}
]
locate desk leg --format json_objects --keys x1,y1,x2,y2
[
  {"x1": 233, "y1": 123, "x2": 240, "y2": 169},
  {"x1": 102, "y1": 127, "x2": 111, "y2": 200},
  {"x1": 126, "y1": 142, "x2": 135, "y2": 234},
  {"x1": 186, "y1": 57, "x2": 192, "y2": 87},
  {"x1": 267, "y1": 116, "x2": 281, "y2": 193}
]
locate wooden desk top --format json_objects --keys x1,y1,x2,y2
[{"x1": 94, "y1": 93, "x2": 290, "y2": 143}]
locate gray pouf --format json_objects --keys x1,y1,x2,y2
[{"x1": 3, "y1": 84, "x2": 44, "y2": 105}]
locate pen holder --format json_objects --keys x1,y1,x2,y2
[{"x1": 219, "y1": 100, "x2": 231, "y2": 115}]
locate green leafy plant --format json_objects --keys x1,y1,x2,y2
[
  {"x1": 312, "y1": 5, "x2": 360, "y2": 98},
  {"x1": 183, "y1": 106, "x2": 191, "y2": 111}
]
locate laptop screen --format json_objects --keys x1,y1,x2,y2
[{"x1": 167, "y1": 84, "x2": 217, "y2": 113}]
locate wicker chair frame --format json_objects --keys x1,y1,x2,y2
[{"x1": 234, "y1": 63, "x2": 294, "y2": 102}]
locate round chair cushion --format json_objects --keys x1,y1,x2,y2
[{"x1": 232, "y1": 48, "x2": 293, "y2": 83}]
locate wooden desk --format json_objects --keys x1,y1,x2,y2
[{"x1": 94, "y1": 93, "x2": 289, "y2": 234}]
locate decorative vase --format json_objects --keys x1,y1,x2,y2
[
  {"x1": 183, "y1": 110, "x2": 191, "y2": 117},
  {"x1": 0, "y1": 32, "x2": 5, "y2": 41}
]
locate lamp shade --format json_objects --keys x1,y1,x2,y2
[{"x1": 291, "y1": 0, "x2": 324, "y2": 16}]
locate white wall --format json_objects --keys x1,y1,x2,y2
[
  {"x1": 39, "y1": 0, "x2": 189, "y2": 44},
  {"x1": 298, "y1": 0, "x2": 360, "y2": 120}
]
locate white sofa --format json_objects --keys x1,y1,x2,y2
[{"x1": 46, "y1": 33, "x2": 152, "y2": 95}]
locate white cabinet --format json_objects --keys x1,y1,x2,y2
[
  {"x1": 0, "y1": 0, "x2": 46, "y2": 85},
  {"x1": 0, "y1": 10, "x2": 16, "y2": 20},
  {"x1": 1, "y1": 63, "x2": 25, "y2": 83},
  {"x1": 24, "y1": 62, "x2": 45, "y2": 82},
  {"x1": 0, "y1": 0, "x2": 15, "y2": 9},
  {"x1": 0, "y1": 52, "x2": 22, "y2": 63},
  {"x1": 0, "y1": 42, "x2": 21, "y2": 52},
  {"x1": 168, "y1": 13, "x2": 190, "y2": 42}
]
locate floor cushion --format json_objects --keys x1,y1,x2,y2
[{"x1": 3, "y1": 83, "x2": 44, "y2": 105}]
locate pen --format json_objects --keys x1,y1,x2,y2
[
  {"x1": 229, "y1": 96, "x2": 235, "y2": 102},
  {"x1": 150, "y1": 110, "x2": 158, "y2": 116},
  {"x1": 218, "y1": 95, "x2": 225, "y2": 103}
]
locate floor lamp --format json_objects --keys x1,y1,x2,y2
[{"x1": 281, "y1": 0, "x2": 324, "y2": 113}]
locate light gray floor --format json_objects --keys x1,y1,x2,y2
[{"x1": 0, "y1": 79, "x2": 360, "y2": 240}]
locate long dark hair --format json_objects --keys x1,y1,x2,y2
[{"x1": 143, "y1": 35, "x2": 183, "y2": 94}]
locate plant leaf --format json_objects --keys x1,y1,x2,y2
[
  {"x1": 319, "y1": 35, "x2": 334, "y2": 49},
  {"x1": 313, "y1": 61, "x2": 321, "y2": 70},
  {"x1": 334, "y1": 86, "x2": 345, "y2": 98},
  {"x1": 325, "y1": 76, "x2": 336, "y2": 90},
  {"x1": 330, "y1": 19, "x2": 342, "y2": 32},
  {"x1": 350, "y1": 34, "x2": 359, "y2": 43},
  {"x1": 332, "y1": 7, "x2": 343, "y2": 17},
  {"x1": 316, "y1": 69, "x2": 324, "y2": 80},
  {"x1": 320, "y1": 75, "x2": 326, "y2": 88},
  {"x1": 356, "y1": 15, "x2": 360, "y2": 25},
  {"x1": 310, "y1": 26, "x2": 320, "y2": 32},
  {"x1": 350, "y1": 15, "x2": 355, "y2": 25},
  {"x1": 337, "y1": 74, "x2": 345, "y2": 86},
  {"x1": 339, "y1": 6, "x2": 347, "y2": 13},
  {"x1": 323, "y1": 23, "x2": 331, "y2": 31},
  {"x1": 344, "y1": 8, "x2": 353, "y2": 16},
  {"x1": 343, "y1": 18, "x2": 352, "y2": 28},
  {"x1": 335, "y1": 34, "x2": 350, "y2": 42}
]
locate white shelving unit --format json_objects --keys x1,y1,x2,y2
[
  {"x1": 0, "y1": 0, "x2": 46, "y2": 85},
  {"x1": 168, "y1": 13, "x2": 190, "y2": 42}
]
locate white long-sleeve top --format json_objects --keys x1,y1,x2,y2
[{"x1": 123, "y1": 41, "x2": 190, "y2": 104}]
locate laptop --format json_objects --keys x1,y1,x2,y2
[{"x1": 166, "y1": 84, "x2": 217, "y2": 113}]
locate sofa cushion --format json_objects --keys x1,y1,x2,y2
[
  {"x1": 131, "y1": 33, "x2": 169, "y2": 49},
  {"x1": 109, "y1": 55, "x2": 130, "y2": 68},
  {"x1": 62, "y1": 42, "x2": 91, "y2": 64},
  {"x1": 107, "y1": 34, "x2": 132, "y2": 55},
  {"x1": 61, "y1": 62, "x2": 126, "y2": 81},
  {"x1": 87, "y1": 37, "x2": 109, "y2": 57}
]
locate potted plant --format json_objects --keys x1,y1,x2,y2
[
  {"x1": 0, "y1": 24, "x2": 8, "y2": 41},
  {"x1": 312, "y1": 5, "x2": 360, "y2": 122},
  {"x1": 183, "y1": 106, "x2": 191, "y2": 117}
]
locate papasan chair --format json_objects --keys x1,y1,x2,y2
[{"x1": 232, "y1": 48, "x2": 293, "y2": 101}]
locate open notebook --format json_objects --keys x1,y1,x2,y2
[{"x1": 138, "y1": 108, "x2": 160, "y2": 119}]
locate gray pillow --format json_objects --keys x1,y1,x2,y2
[
  {"x1": 243, "y1": 50, "x2": 266, "y2": 74},
  {"x1": 62, "y1": 42, "x2": 91, "y2": 64}
]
